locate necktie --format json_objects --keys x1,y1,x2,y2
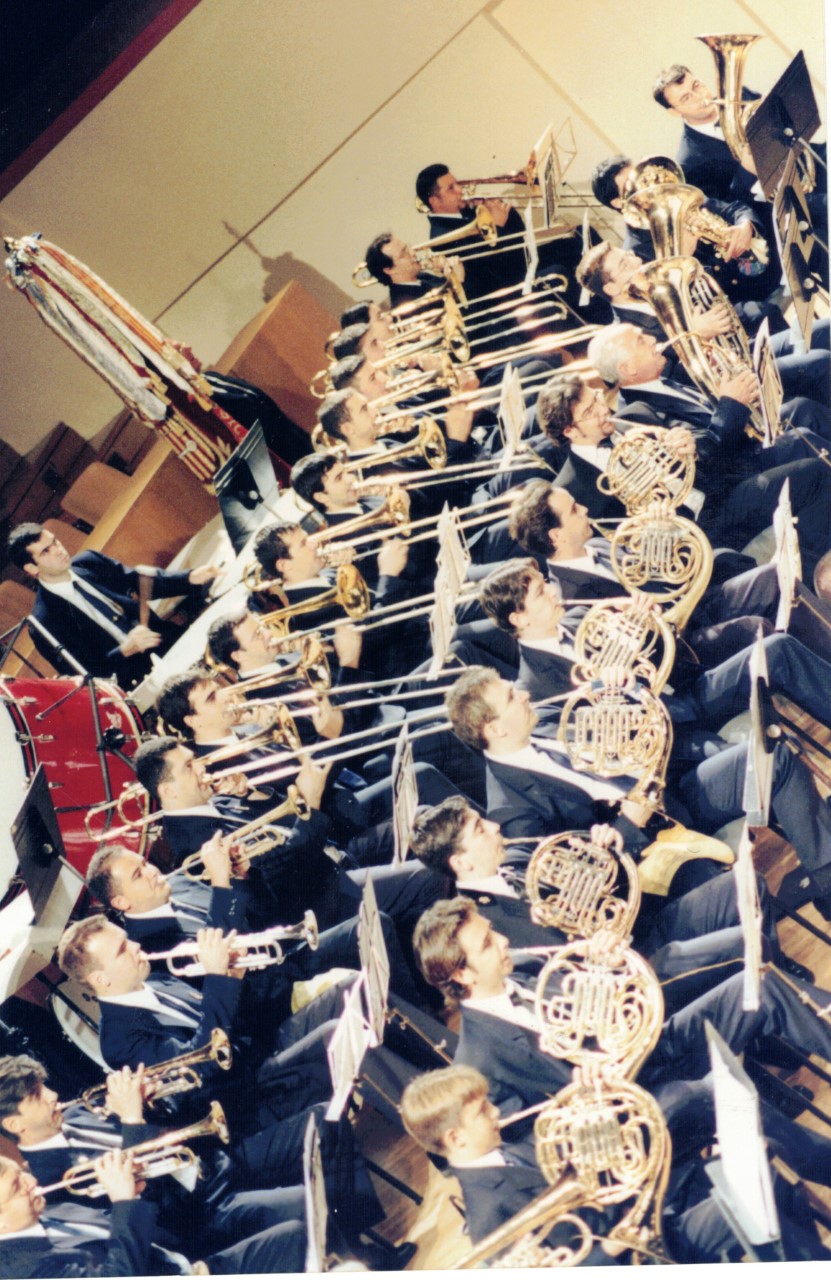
[
  {"x1": 170, "y1": 897, "x2": 209, "y2": 924},
  {"x1": 42, "y1": 1213, "x2": 109, "y2": 1240},
  {"x1": 74, "y1": 580, "x2": 124, "y2": 623},
  {"x1": 152, "y1": 989, "x2": 200, "y2": 1028}
]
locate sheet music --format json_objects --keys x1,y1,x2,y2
[
  {"x1": 391, "y1": 722, "x2": 419, "y2": 865},
  {"x1": 772, "y1": 478, "x2": 802, "y2": 632},
  {"x1": 752, "y1": 318, "x2": 784, "y2": 446},
  {"x1": 325, "y1": 978, "x2": 374, "y2": 1122},
  {"x1": 497, "y1": 362, "x2": 525, "y2": 466},
  {"x1": 734, "y1": 825, "x2": 763, "y2": 1012},
  {"x1": 302, "y1": 1112, "x2": 329, "y2": 1273},
  {"x1": 742, "y1": 629, "x2": 774, "y2": 828},
  {"x1": 706, "y1": 1022, "x2": 780, "y2": 1246},
  {"x1": 532, "y1": 122, "x2": 555, "y2": 228},
  {"x1": 358, "y1": 873, "x2": 391, "y2": 1042},
  {"x1": 522, "y1": 201, "x2": 538, "y2": 295}
]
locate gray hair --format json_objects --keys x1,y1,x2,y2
[{"x1": 587, "y1": 325, "x2": 637, "y2": 385}]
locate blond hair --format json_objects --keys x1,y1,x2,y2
[{"x1": 400, "y1": 1065, "x2": 490, "y2": 1155}]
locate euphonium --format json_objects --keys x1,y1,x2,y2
[
  {"x1": 534, "y1": 940, "x2": 665, "y2": 1075},
  {"x1": 41, "y1": 1102, "x2": 230, "y2": 1197},
  {"x1": 557, "y1": 682, "x2": 673, "y2": 815},
  {"x1": 145, "y1": 911, "x2": 319, "y2": 975},
  {"x1": 627, "y1": 254, "x2": 768, "y2": 440},
  {"x1": 180, "y1": 786, "x2": 311, "y2": 880},
  {"x1": 60, "y1": 1029, "x2": 233, "y2": 1115},
  {"x1": 598, "y1": 424, "x2": 696, "y2": 514},
  {"x1": 257, "y1": 564, "x2": 371, "y2": 639},
  {"x1": 524, "y1": 830, "x2": 641, "y2": 940},
  {"x1": 623, "y1": 154, "x2": 767, "y2": 263},
  {"x1": 454, "y1": 1078, "x2": 671, "y2": 1268}
]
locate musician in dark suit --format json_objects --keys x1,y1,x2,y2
[
  {"x1": 363, "y1": 232, "x2": 461, "y2": 311},
  {"x1": 7, "y1": 523, "x2": 218, "y2": 689},
  {"x1": 0, "y1": 1149, "x2": 308, "y2": 1277},
  {"x1": 416, "y1": 164, "x2": 525, "y2": 300},
  {"x1": 412, "y1": 897, "x2": 831, "y2": 1143},
  {"x1": 409, "y1": 795, "x2": 554, "y2": 947},
  {"x1": 587, "y1": 324, "x2": 831, "y2": 575}
]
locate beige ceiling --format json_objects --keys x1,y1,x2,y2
[{"x1": 0, "y1": 0, "x2": 824, "y2": 456}]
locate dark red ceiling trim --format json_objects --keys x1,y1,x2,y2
[{"x1": 0, "y1": 0, "x2": 203, "y2": 201}]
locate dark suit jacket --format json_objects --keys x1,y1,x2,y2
[
  {"x1": 98, "y1": 972, "x2": 243, "y2": 1075},
  {"x1": 30, "y1": 551, "x2": 195, "y2": 687},
  {"x1": 121, "y1": 878, "x2": 250, "y2": 952},
  {"x1": 456, "y1": 1004, "x2": 571, "y2": 1111},
  {"x1": 454, "y1": 1139, "x2": 616, "y2": 1261},
  {"x1": 458, "y1": 886, "x2": 565, "y2": 949},
  {"x1": 676, "y1": 95, "x2": 760, "y2": 205},
  {"x1": 484, "y1": 751, "x2": 646, "y2": 852},
  {"x1": 0, "y1": 1199, "x2": 161, "y2": 1278},
  {"x1": 516, "y1": 642, "x2": 575, "y2": 702},
  {"x1": 551, "y1": 448, "x2": 628, "y2": 524}
]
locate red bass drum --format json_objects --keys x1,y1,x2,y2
[{"x1": 0, "y1": 677, "x2": 146, "y2": 893}]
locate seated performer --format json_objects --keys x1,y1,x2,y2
[
  {"x1": 0, "y1": 1053, "x2": 346, "y2": 1259},
  {"x1": 0, "y1": 1148, "x2": 308, "y2": 1277},
  {"x1": 400, "y1": 1064, "x2": 831, "y2": 1262},
  {"x1": 587, "y1": 324, "x2": 831, "y2": 575},
  {"x1": 364, "y1": 233, "x2": 463, "y2": 310},
  {"x1": 412, "y1": 896, "x2": 831, "y2": 1138},
  {"x1": 444, "y1": 660, "x2": 831, "y2": 913},
  {"x1": 6, "y1": 522, "x2": 219, "y2": 688}
]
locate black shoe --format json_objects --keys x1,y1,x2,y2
[
  {"x1": 354, "y1": 1236, "x2": 418, "y2": 1271},
  {"x1": 777, "y1": 953, "x2": 815, "y2": 984},
  {"x1": 746, "y1": 1063, "x2": 814, "y2": 1119},
  {"x1": 777, "y1": 868, "x2": 819, "y2": 914}
]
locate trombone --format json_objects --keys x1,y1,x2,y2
[
  {"x1": 145, "y1": 912, "x2": 319, "y2": 975},
  {"x1": 255, "y1": 564, "x2": 371, "y2": 639},
  {"x1": 58, "y1": 1029, "x2": 233, "y2": 1115},
  {"x1": 40, "y1": 1102, "x2": 230, "y2": 1198},
  {"x1": 311, "y1": 417, "x2": 448, "y2": 471}
]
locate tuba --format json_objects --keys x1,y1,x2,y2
[
  {"x1": 454, "y1": 1078, "x2": 671, "y2": 1267},
  {"x1": 627, "y1": 253, "x2": 768, "y2": 440},
  {"x1": 60, "y1": 1029, "x2": 233, "y2": 1115},
  {"x1": 623, "y1": 154, "x2": 767, "y2": 263},
  {"x1": 525, "y1": 830, "x2": 641, "y2": 940}
]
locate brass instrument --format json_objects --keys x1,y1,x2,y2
[
  {"x1": 145, "y1": 911, "x2": 319, "y2": 975},
  {"x1": 571, "y1": 597, "x2": 677, "y2": 693},
  {"x1": 610, "y1": 507, "x2": 714, "y2": 631},
  {"x1": 598, "y1": 424, "x2": 696, "y2": 514},
  {"x1": 524, "y1": 830, "x2": 641, "y2": 940},
  {"x1": 179, "y1": 786, "x2": 311, "y2": 880},
  {"x1": 698, "y1": 32, "x2": 816, "y2": 193},
  {"x1": 454, "y1": 1078, "x2": 671, "y2": 1267},
  {"x1": 60, "y1": 1030, "x2": 233, "y2": 1115},
  {"x1": 84, "y1": 783, "x2": 149, "y2": 842},
  {"x1": 234, "y1": 635, "x2": 332, "y2": 694},
  {"x1": 342, "y1": 418, "x2": 448, "y2": 473},
  {"x1": 412, "y1": 202, "x2": 498, "y2": 249},
  {"x1": 309, "y1": 485, "x2": 412, "y2": 549},
  {"x1": 557, "y1": 682, "x2": 673, "y2": 815},
  {"x1": 534, "y1": 940, "x2": 665, "y2": 1074},
  {"x1": 256, "y1": 564, "x2": 371, "y2": 638},
  {"x1": 40, "y1": 1102, "x2": 230, "y2": 1198},
  {"x1": 351, "y1": 246, "x2": 467, "y2": 300},
  {"x1": 623, "y1": 154, "x2": 768, "y2": 263}
]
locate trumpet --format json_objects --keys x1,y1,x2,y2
[
  {"x1": 59, "y1": 1029, "x2": 233, "y2": 1115},
  {"x1": 179, "y1": 787, "x2": 311, "y2": 880},
  {"x1": 40, "y1": 1102, "x2": 230, "y2": 1198},
  {"x1": 145, "y1": 912, "x2": 319, "y2": 975}
]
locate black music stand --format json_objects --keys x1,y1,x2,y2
[
  {"x1": 11, "y1": 765, "x2": 65, "y2": 920},
  {"x1": 214, "y1": 422, "x2": 283, "y2": 555},
  {"x1": 745, "y1": 51, "x2": 824, "y2": 202}
]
